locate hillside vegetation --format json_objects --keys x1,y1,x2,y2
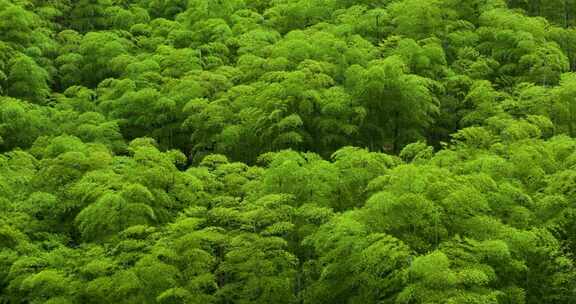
[{"x1": 1, "y1": 0, "x2": 576, "y2": 303}]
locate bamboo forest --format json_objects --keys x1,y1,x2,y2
[{"x1": 2, "y1": 0, "x2": 576, "y2": 303}]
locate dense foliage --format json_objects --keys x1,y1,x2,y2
[{"x1": 1, "y1": 0, "x2": 576, "y2": 303}]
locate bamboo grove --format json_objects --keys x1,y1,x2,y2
[{"x1": 1, "y1": 0, "x2": 576, "y2": 303}]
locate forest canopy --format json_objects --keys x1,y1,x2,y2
[{"x1": 1, "y1": 0, "x2": 576, "y2": 303}]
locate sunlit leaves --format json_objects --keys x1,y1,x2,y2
[
  {"x1": 347, "y1": 56, "x2": 439, "y2": 152},
  {"x1": 5, "y1": 55, "x2": 50, "y2": 104},
  {"x1": 216, "y1": 233, "x2": 297, "y2": 304},
  {"x1": 0, "y1": 97, "x2": 52, "y2": 151},
  {"x1": 77, "y1": 32, "x2": 131, "y2": 86},
  {"x1": 303, "y1": 214, "x2": 410, "y2": 303},
  {"x1": 551, "y1": 73, "x2": 576, "y2": 136},
  {"x1": 75, "y1": 192, "x2": 156, "y2": 242},
  {"x1": 0, "y1": 0, "x2": 38, "y2": 47}
]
